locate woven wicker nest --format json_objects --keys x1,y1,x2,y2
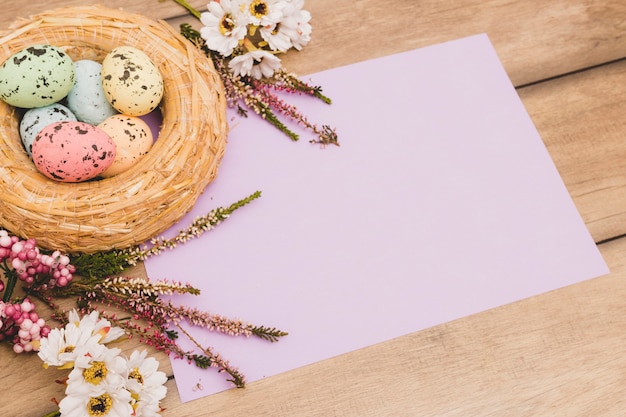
[{"x1": 0, "y1": 6, "x2": 227, "y2": 253}]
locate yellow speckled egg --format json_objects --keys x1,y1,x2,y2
[
  {"x1": 101, "y1": 46, "x2": 164, "y2": 116},
  {"x1": 98, "y1": 114, "x2": 154, "y2": 177}
]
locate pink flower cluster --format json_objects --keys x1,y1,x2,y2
[
  {"x1": 0, "y1": 298, "x2": 50, "y2": 353},
  {"x1": 0, "y1": 230, "x2": 75, "y2": 289},
  {"x1": 0, "y1": 230, "x2": 75, "y2": 353}
]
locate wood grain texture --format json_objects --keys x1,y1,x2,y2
[
  {"x1": 258, "y1": 0, "x2": 626, "y2": 86},
  {"x1": 1, "y1": 0, "x2": 625, "y2": 86},
  {"x1": 519, "y1": 59, "x2": 626, "y2": 243},
  {"x1": 0, "y1": 0, "x2": 625, "y2": 416}
]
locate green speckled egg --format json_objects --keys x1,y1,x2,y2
[{"x1": 0, "y1": 44, "x2": 75, "y2": 108}]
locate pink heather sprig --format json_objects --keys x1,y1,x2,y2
[
  {"x1": 77, "y1": 285, "x2": 250, "y2": 386},
  {"x1": 39, "y1": 275, "x2": 287, "y2": 388},
  {"x1": 0, "y1": 298, "x2": 51, "y2": 353},
  {"x1": 100, "y1": 276, "x2": 201, "y2": 298},
  {"x1": 71, "y1": 191, "x2": 261, "y2": 278},
  {"x1": 252, "y1": 78, "x2": 338, "y2": 146},
  {"x1": 271, "y1": 68, "x2": 331, "y2": 102},
  {"x1": 127, "y1": 190, "x2": 261, "y2": 261}
]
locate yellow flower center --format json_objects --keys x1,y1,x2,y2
[
  {"x1": 129, "y1": 367, "x2": 144, "y2": 385},
  {"x1": 83, "y1": 361, "x2": 108, "y2": 385},
  {"x1": 250, "y1": 0, "x2": 268, "y2": 19},
  {"x1": 87, "y1": 393, "x2": 112, "y2": 416},
  {"x1": 60, "y1": 345, "x2": 75, "y2": 354},
  {"x1": 219, "y1": 13, "x2": 235, "y2": 35}
]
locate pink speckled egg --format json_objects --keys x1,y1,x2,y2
[{"x1": 32, "y1": 121, "x2": 116, "y2": 183}]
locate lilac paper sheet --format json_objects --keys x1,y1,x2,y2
[{"x1": 144, "y1": 34, "x2": 609, "y2": 402}]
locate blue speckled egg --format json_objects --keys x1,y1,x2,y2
[
  {"x1": 19, "y1": 103, "x2": 77, "y2": 157},
  {"x1": 0, "y1": 44, "x2": 75, "y2": 108},
  {"x1": 67, "y1": 60, "x2": 118, "y2": 125}
]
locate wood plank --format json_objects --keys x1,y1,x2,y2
[
  {"x1": 518, "y1": 59, "x2": 626, "y2": 242},
  {"x1": 0, "y1": 0, "x2": 624, "y2": 415},
  {"x1": 260, "y1": 0, "x2": 626, "y2": 86},
  {"x1": 0, "y1": 1, "x2": 625, "y2": 87}
]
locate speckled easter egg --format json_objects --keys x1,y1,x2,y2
[
  {"x1": 98, "y1": 114, "x2": 154, "y2": 177},
  {"x1": 31, "y1": 121, "x2": 116, "y2": 183},
  {"x1": 19, "y1": 103, "x2": 77, "y2": 157},
  {"x1": 0, "y1": 44, "x2": 75, "y2": 108},
  {"x1": 67, "y1": 60, "x2": 118, "y2": 125},
  {"x1": 101, "y1": 46, "x2": 164, "y2": 116}
]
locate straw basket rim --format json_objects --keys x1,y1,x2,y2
[{"x1": 0, "y1": 5, "x2": 228, "y2": 253}]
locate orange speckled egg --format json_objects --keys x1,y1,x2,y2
[
  {"x1": 98, "y1": 114, "x2": 153, "y2": 178},
  {"x1": 32, "y1": 121, "x2": 116, "y2": 183}
]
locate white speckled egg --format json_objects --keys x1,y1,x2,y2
[
  {"x1": 101, "y1": 46, "x2": 164, "y2": 116},
  {"x1": 19, "y1": 103, "x2": 77, "y2": 157},
  {"x1": 67, "y1": 60, "x2": 118, "y2": 125},
  {"x1": 0, "y1": 44, "x2": 75, "y2": 108},
  {"x1": 31, "y1": 121, "x2": 116, "y2": 183},
  {"x1": 98, "y1": 114, "x2": 154, "y2": 177}
]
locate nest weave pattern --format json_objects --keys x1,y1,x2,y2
[{"x1": 0, "y1": 6, "x2": 228, "y2": 253}]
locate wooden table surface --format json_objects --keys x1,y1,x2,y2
[{"x1": 2, "y1": 1, "x2": 626, "y2": 416}]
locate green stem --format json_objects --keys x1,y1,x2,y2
[
  {"x1": 170, "y1": 0, "x2": 202, "y2": 19},
  {"x1": 252, "y1": 100, "x2": 299, "y2": 141},
  {"x1": 41, "y1": 410, "x2": 60, "y2": 417},
  {"x1": 1, "y1": 263, "x2": 18, "y2": 303}
]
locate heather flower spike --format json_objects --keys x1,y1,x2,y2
[
  {"x1": 71, "y1": 190, "x2": 262, "y2": 277},
  {"x1": 45, "y1": 274, "x2": 287, "y2": 388}
]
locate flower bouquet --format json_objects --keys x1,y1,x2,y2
[{"x1": 174, "y1": 0, "x2": 338, "y2": 145}]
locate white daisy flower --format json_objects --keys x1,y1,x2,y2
[
  {"x1": 37, "y1": 322, "x2": 101, "y2": 368},
  {"x1": 69, "y1": 309, "x2": 125, "y2": 344},
  {"x1": 278, "y1": 0, "x2": 311, "y2": 50},
  {"x1": 66, "y1": 343, "x2": 127, "y2": 392},
  {"x1": 229, "y1": 50, "x2": 282, "y2": 79},
  {"x1": 60, "y1": 343, "x2": 131, "y2": 417},
  {"x1": 58, "y1": 383, "x2": 133, "y2": 417},
  {"x1": 246, "y1": 0, "x2": 286, "y2": 27},
  {"x1": 126, "y1": 350, "x2": 168, "y2": 417},
  {"x1": 259, "y1": 21, "x2": 292, "y2": 52},
  {"x1": 200, "y1": 0, "x2": 248, "y2": 56}
]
